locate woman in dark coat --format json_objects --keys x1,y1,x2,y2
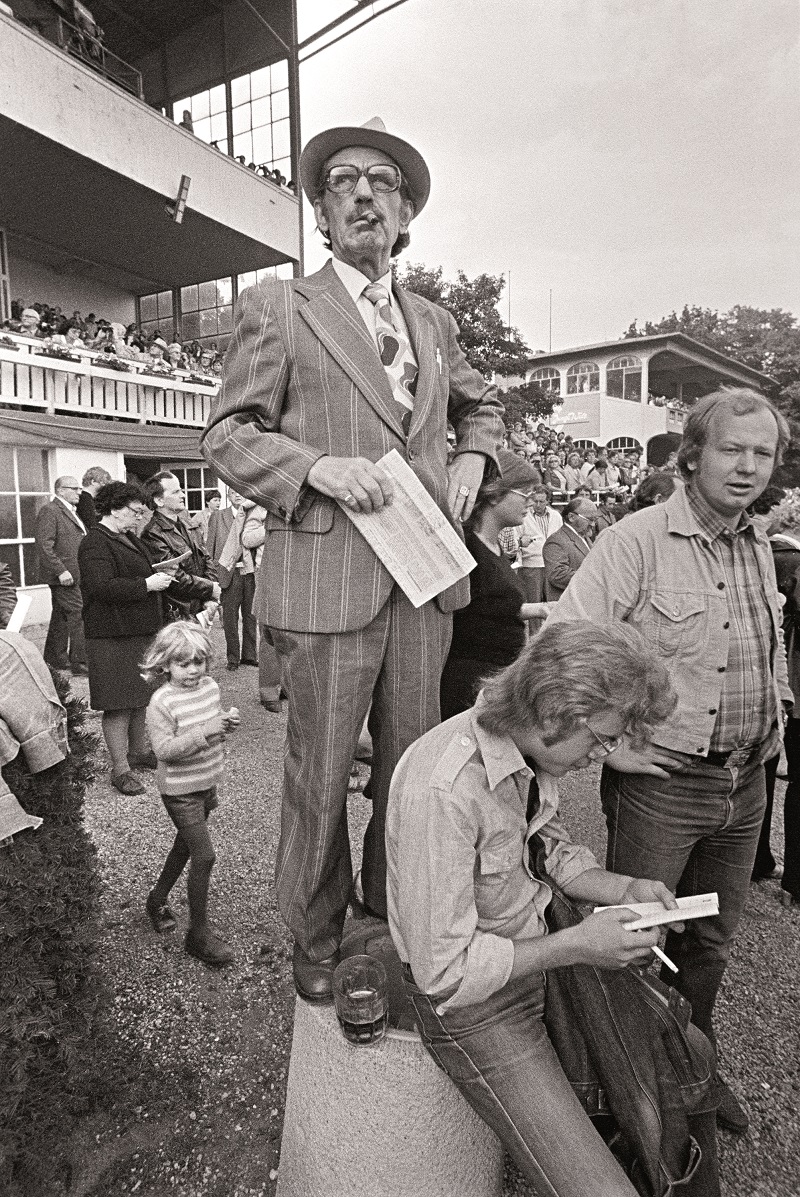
[
  {"x1": 77, "y1": 481, "x2": 173, "y2": 795},
  {"x1": 440, "y1": 451, "x2": 552, "y2": 720}
]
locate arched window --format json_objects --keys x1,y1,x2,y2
[
  {"x1": 606, "y1": 355, "x2": 642, "y2": 402},
  {"x1": 606, "y1": 436, "x2": 641, "y2": 450},
  {"x1": 566, "y1": 362, "x2": 599, "y2": 395},
  {"x1": 530, "y1": 367, "x2": 561, "y2": 394}
]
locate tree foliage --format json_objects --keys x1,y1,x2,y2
[
  {"x1": 501, "y1": 380, "x2": 558, "y2": 425},
  {"x1": 624, "y1": 304, "x2": 800, "y2": 485},
  {"x1": 396, "y1": 263, "x2": 532, "y2": 378}
]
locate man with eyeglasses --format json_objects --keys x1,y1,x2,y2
[
  {"x1": 542, "y1": 497, "x2": 598, "y2": 602},
  {"x1": 202, "y1": 116, "x2": 504, "y2": 1003},
  {"x1": 35, "y1": 476, "x2": 89, "y2": 676},
  {"x1": 547, "y1": 388, "x2": 793, "y2": 1135}
]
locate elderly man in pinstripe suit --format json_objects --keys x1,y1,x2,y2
[{"x1": 202, "y1": 118, "x2": 504, "y2": 1002}]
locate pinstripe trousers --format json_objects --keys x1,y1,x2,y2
[{"x1": 270, "y1": 586, "x2": 452, "y2": 959}]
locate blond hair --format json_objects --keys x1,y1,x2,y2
[
  {"x1": 140, "y1": 621, "x2": 213, "y2": 681},
  {"x1": 477, "y1": 620, "x2": 676, "y2": 747}
]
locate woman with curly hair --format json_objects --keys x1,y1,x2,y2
[{"x1": 78, "y1": 481, "x2": 174, "y2": 794}]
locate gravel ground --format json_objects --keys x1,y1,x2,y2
[{"x1": 54, "y1": 627, "x2": 799, "y2": 1197}]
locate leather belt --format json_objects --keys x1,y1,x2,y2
[{"x1": 702, "y1": 742, "x2": 764, "y2": 769}]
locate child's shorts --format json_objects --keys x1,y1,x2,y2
[{"x1": 161, "y1": 787, "x2": 218, "y2": 830}]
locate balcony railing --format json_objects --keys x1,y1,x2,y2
[
  {"x1": 55, "y1": 15, "x2": 143, "y2": 99},
  {"x1": 0, "y1": 335, "x2": 217, "y2": 428}
]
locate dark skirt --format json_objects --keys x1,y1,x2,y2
[{"x1": 86, "y1": 635, "x2": 155, "y2": 711}]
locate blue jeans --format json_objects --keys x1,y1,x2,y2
[
  {"x1": 600, "y1": 758, "x2": 766, "y2": 1047},
  {"x1": 404, "y1": 970, "x2": 638, "y2": 1197}
]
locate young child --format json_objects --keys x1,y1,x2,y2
[{"x1": 141, "y1": 622, "x2": 240, "y2": 967}]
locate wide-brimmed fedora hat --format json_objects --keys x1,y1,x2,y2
[{"x1": 299, "y1": 116, "x2": 430, "y2": 213}]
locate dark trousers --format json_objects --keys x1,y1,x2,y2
[
  {"x1": 43, "y1": 583, "x2": 86, "y2": 670},
  {"x1": 754, "y1": 718, "x2": 800, "y2": 899},
  {"x1": 221, "y1": 571, "x2": 257, "y2": 666},
  {"x1": 600, "y1": 757, "x2": 766, "y2": 1048}
]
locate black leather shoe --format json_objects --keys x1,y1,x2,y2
[
  {"x1": 260, "y1": 698, "x2": 282, "y2": 713},
  {"x1": 350, "y1": 870, "x2": 388, "y2": 922},
  {"x1": 240, "y1": 658, "x2": 259, "y2": 666},
  {"x1": 146, "y1": 890, "x2": 176, "y2": 933},
  {"x1": 292, "y1": 943, "x2": 339, "y2": 1003},
  {"x1": 715, "y1": 1077, "x2": 748, "y2": 1134},
  {"x1": 185, "y1": 929, "x2": 234, "y2": 968}
]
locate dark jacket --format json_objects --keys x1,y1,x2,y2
[
  {"x1": 531, "y1": 835, "x2": 718, "y2": 1197},
  {"x1": 140, "y1": 509, "x2": 217, "y2": 619},
  {"x1": 76, "y1": 489, "x2": 98, "y2": 529},
  {"x1": 34, "y1": 498, "x2": 86, "y2": 584},
  {"x1": 77, "y1": 526, "x2": 164, "y2": 639},
  {"x1": 0, "y1": 562, "x2": 17, "y2": 628},
  {"x1": 542, "y1": 523, "x2": 591, "y2": 601}
]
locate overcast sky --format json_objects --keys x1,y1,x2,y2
[{"x1": 297, "y1": 0, "x2": 800, "y2": 353}]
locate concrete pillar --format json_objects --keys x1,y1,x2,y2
[
  {"x1": 640, "y1": 356, "x2": 650, "y2": 405},
  {"x1": 276, "y1": 998, "x2": 504, "y2": 1197}
]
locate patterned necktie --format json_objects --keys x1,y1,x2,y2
[{"x1": 362, "y1": 283, "x2": 418, "y2": 434}]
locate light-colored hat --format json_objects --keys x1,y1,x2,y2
[
  {"x1": 21, "y1": 307, "x2": 39, "y2": 320},
  {"x1": 110, "y1": 322, "x2": 126, "y2": 338},
  {"x1": 299, "y1": 117, "x2": 430, "y2": 212}
]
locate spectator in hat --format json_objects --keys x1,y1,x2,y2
[{"x1": 202, "y1": 115, "x2": 504, "y2": 1003}]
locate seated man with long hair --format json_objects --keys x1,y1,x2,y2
[{"x1": 387, "y1": 621, "x2": 719, "y2": 1196}]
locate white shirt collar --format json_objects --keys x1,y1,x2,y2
[
  {"x1": 55, "y1": 495, "x2": 86, "y2": 532},
  {"x1": 331, "y1": 258, "x2": 394, "y2": 307}
]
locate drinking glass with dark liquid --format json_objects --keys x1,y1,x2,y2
[{"x1": 333, "y1": 955, "x2": 389, "y2": 1046}]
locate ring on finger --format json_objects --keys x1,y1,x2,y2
[
  {"x1": 457, "y1": 485, "x2": 471, "y2": 497},
  {"x1": 343, "y1": 492, "x2": 355, "y2": 505}
]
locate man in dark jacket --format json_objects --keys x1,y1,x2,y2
[
  {"x1": 77, "y1": 466, "x2": 112, "y2": 529},
  {"x1": 141, "y1": 472, "x2": 221, "y2": 622},
  {"x1": 34, "y1": 477, "x2": 88, "y2": 673}
]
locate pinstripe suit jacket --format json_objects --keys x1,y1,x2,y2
[{"x1": 201, "y1": 261, "x2": 505, "y2": 633}]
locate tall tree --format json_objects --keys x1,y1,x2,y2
[
  {"x1": 625, "y1": 304, "x2": 800, "y2": 485},
  {"x1": 397, "y1": 264, "x2": 532, "y2": 378},
  {"x1": 501, "y1": 380, "x2": 558, "y2": 425}
]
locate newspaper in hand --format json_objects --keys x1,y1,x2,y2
[{"x1": 337, "y1": 449, "x2": 476, "y2": 608}]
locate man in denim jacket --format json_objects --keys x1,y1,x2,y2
[{"x1": 548, "y1": 387, "x2": 792, "y2": 1135}]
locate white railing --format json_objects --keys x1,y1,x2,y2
[{"x1": 0, "y1": 335, "x2": 218, "y2": 428}]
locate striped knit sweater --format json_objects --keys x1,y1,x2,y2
[{"x1": 146, "y1": 676, "x2": 225, "y2": 796}]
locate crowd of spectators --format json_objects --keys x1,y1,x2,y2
[{"x1": 1, "y1": 300, "x2": 224, "y2": 380}]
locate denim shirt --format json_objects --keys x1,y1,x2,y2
[
  {"x1": 386, "y1": 703, "x2": 599, "y2": 1012},
  {"x1": 548, "y1": 486, "x2": 791, "y2": 756}
]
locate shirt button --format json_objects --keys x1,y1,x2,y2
[
  {"x1": 460, "y1": 736, "x2": 471, "y2": 746},
  {"x1": 723, "y1": 621, "x2": 730, "y2": 629},
  {"x1": 718, "y1": 666, "x2": 726, "y2": 672},
  {"x1": 697, "y1": 748, "x2": 704, "y2": 754},
  {"x1": 709, "y1": 708, "x2": 717, "y2": 715},
  {"x1": 407, "y1": 448, "x2": 415, "y2": 461},
  {"x1": 717, "y1": 582, "x2": 725, "y2": 590}
]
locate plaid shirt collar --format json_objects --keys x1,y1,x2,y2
[{"x1": 681, "y1": 483, "x2": 756, "y2": 545}]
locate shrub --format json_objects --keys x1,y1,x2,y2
[{"x1": 0, "y1": 672, "x2": 101, "y2": 1193}]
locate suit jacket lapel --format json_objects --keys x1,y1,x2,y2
[
  {"x1": 394, "y1": 285, "x2": 437, "y2": 437},
  {"x1": 296, "y1": 263, "x2": 407, "y2": 440}
]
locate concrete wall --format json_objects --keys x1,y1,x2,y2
[
  {"x1": 2, "y1": 15, "x2": 300, "y2": 263},
  {"x1": 51, "y1": 448, "x2": 125, "y2": 485},
  {"x1": 8, "y1": 253, "x2": 136, "y2": 326}
]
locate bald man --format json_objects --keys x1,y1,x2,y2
[{"x1": 35, "y1": 476, "x2": 88, "y2": 674}]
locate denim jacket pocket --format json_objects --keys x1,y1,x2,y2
[{"x1": 645, "y1": 592, "x2": 707, "y2": 657}]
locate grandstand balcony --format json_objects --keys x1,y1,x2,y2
[
  {"x1": 0, "y1": 11, "x2": 300, "y2": 297},
  {"x1": 524, "y1": 332, "x2": 775, "y2": 457},
  {"x1": 0, "y1": 333, "x2": 216, "y2": 428}
]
